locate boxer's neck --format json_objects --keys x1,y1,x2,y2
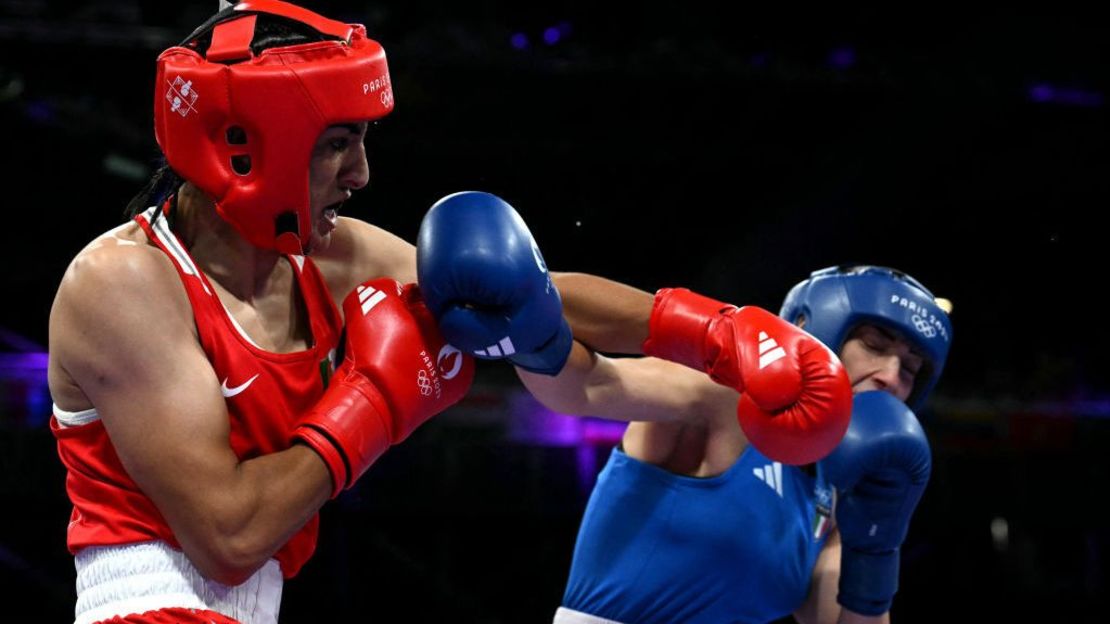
[{"x1": 173, "y1": 182, "x2": 286, "y2": 301}]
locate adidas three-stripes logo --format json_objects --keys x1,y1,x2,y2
[
  {"x1": 356, "y1": 284, "x2": 387, "y2": 315},
  {"x1": 758, "y1": 331, "x2": 786, "y2": 369},
  {"x1": 753, "y1": 461, "x2": 784, "y2": 497},
  {"x1": 475, "y1": 336, "x2": 516, "y2": 358}
]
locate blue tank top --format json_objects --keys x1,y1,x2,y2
[{"x1": 562, "y1": 445, "x2": 834, "y2": 624}]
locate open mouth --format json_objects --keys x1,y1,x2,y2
[{"x1": 321, "y1": 201, "x2": 343, "y2": 228}]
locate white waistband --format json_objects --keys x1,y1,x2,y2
[
  {"x1": 53, "y1": 403, "x2": 100, "y2": 427},
  {"x1": 554, "y1": 606, "x2": 626, "y2": 624},
  {"x1": 74, "y1": 541, "x2": 282, "y2": 624}
]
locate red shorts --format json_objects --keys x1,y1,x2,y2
[{"x1": 95, "y1": 607, "x2": 241, "y2": 623}]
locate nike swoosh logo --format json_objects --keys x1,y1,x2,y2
[{"x1": 220, "y1": 374, "x2": 260, "y2": 398}]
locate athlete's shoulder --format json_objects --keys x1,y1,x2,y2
[
  {"x1": 54, "y1": 219, "x2": 189, "y2": 330},
  {"x1": 62, "y1": 221, "x2": 172, "y2": 289},
  {"x1": 50, "y1": 219, "x2": 198, "y2": 401}
]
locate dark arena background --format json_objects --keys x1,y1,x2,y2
[{"x1": 1, "y1": 2, "x2": 1107, "y2": 622}]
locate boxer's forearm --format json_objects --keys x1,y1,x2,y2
[{"x1": 551, "y1": 272, "x2": 653, "y2": 354}]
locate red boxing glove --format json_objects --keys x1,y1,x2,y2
[
  {"x1": 294, "y1": 279, "x2": 475, "y2": 497},
  {"x1": 643, "y1": 288, "x2": 851, "y2": 465}
]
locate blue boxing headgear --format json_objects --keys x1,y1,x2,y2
[{"x1": 779, "y1": 265, "x2": 952, "y2": 409}]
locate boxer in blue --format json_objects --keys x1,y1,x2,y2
[{"x1": 417, "y1": 192, "x2": 952, "y2": 624}]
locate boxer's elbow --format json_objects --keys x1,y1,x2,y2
[
  {"x1": 182, "y1": 531, "x2": 270, "y2": 586},
  {"x1": 170, "y1": 496, "x2": 278, "y2": 586}
]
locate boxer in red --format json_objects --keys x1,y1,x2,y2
[{"x1": 47, "y1": 3, "x2": 473, "y2": 622}]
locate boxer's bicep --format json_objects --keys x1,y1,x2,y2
[{"x1": 52, "y1": 245, "x2": 244, "y2": 557}]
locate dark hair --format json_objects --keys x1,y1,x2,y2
[
  {"x1": 125, "y1": 3, "x2": 339, "y2": 224},
  {"x1": 123, "y1": 161, "x2": 184, "y2": 222}
]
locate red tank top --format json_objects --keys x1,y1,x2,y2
[{"x1": 51, "y1": 206, "x2": 342, "y2": 578}]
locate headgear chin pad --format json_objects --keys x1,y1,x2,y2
[
  {"x1": 779, "y1": 265, "x2": 953, "y2": 409},
  {"x1": 154, "y1": 0, "x2": 395, "y2": 254}
]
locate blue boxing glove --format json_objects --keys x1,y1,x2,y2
[
  {"x1": 821, "y1": 391, "x2": 931, "y2": 616},
  {"x1": 416, "y1": 191, "x2": 572, "y2": 375}
]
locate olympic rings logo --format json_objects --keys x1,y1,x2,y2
[
  {"x1": 417, "y1": 369, "x2": 433, "y2": 396},
  {"x1": 911, "y1": 314, "x2": 936, "y2": 338}
]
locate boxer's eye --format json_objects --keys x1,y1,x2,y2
[
  {"x1": 902, "y1": 354, "x2": 924, "y2": 377},
  {"x1": 862, "y1": 336, "x2": 889, "y2": 353}
]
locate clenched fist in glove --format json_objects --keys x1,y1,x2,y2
[
  {"x1": 293, "y1": 278, "x2": 474, "y2": 497},
  {"x1": 642, "y1": 288, "x2": 852, "y2": 465}
]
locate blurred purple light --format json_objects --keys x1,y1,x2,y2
[
  {"x1": 508, "y1": 391, "x2": 579, "y2": 446},
  {"x1": 25, "y1": 100, "x2": 54, "y2": 123},
  {"x1": 543, "y1": 27, "x2": 561, "y2": 45},
  {"x1": 0, "y1": 352, "x2": 48, "y2": 372},
  {"x1": 577, "y1": 445, "x2": 599, "y2": 489},
  {"x1": 749, "y1": 52, "x2": 769, "y2": 68},
  {"x1": 1027, "y1": 83, "x2": 1103, "y2": 108},
  {"x1": 1057, "y1": 89, "x2": 1103, "y2": 107},
  {"x1": 506, "y1": 390, "x2": 624, "y2": 491},
  {"x1": 828, "y1": 47, "x2": 856, "y2": 69},
  {"x1": 0, "y1": 351, "x2": 50, "y2": 427},
  {"x1": 508, "y1": 390, "x2": 627, "y2": 447},
  {"x1": 510, "y1": 32, "x2": 529, "y2": 50},
  {"x1": 583, "y1": 419, "x2": 627, "y2": 445},
  {"x1": 1028, "y1": 84, "x2": 1054, "y2": 102},
  {"x1": 511, "y1": 401, "x2": 580, "y2": 446},
  {"x1": 1068, "y1": 399, "x2": 1110, "y2": 418}
]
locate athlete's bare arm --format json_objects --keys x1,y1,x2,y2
[
  {"x1": 518, "y1": 340, "x2": 746, "y2": 475},
  {"x1": 49, "y1": 238, "x2": 331, "y2": 585},
  {"x1": 551, "y1": 272, "x2": 654, "y2": 355},
  {"x1": 517, "y1": 342, "x2": 734, "y2": 424}
]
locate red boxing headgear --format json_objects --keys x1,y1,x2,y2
[{"x1": 154, "y1": 0, "x2": 394, "y2": 254}]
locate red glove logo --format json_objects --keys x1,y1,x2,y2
[
  {"x1": 437, "y1": 344, "x2": 464, "y2": 379},
  {"x1": 355, "y1": 283, "x2": 390, "y2": 316},
  {"x1": 757, "y1": 331, "x2": 787, "y2": 369}
]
